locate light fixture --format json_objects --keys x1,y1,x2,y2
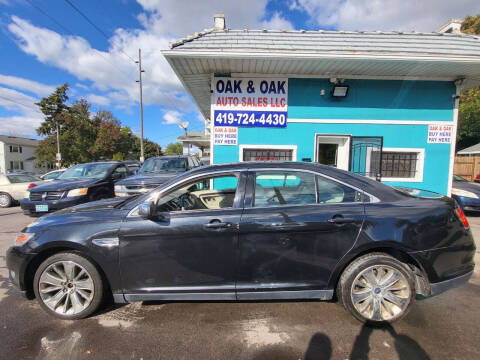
[{"x1": 332, "y1": 85, "x2": 349, "y2": 97}]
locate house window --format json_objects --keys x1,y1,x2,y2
[
  {"x1": 9, "y1": 161, "x2": 24, "y2": 170},
  {"x1": 243, "y1": 149, "x2": 294, "y2": 162},
  {"x1": 9, "y1": 145, "x2": 22, "y2": 153},
  {"x1": 371, "y1": 148, "x2": 425, "y2": 182}
]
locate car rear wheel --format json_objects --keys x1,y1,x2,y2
[
  {"x1": 33, "y1": 252, "x2": 104, "y2": 320},
  {"x1": 337, "y1": 253, "x2": 415, "y2": 323},
  {"x1": 0, "y1": 192, "x2": 12, "y2": 208}
]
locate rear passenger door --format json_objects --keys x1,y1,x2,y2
[{"x1": 237, "y1": 169, "x2": 365, "y2": 299}]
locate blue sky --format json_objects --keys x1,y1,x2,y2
[{"x1": 0, "y1": 0, "x2": 479, "y2": 149}]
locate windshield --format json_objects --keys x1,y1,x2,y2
[
  {"x1": 43, "y1": 171, "x2": 64, "y2": 180},
  {"x1": 58, "y1": 163, "x2": 114, "y2": 180},
  {"x1": 7, "y1": 174, "x2": 40, "y2": 183},
  {"x1": 453, "y1": 175, "x2": 468, "y2": 182},
  {"x1": 139, "y1": 158, "x2": 186, "y2": 174}
]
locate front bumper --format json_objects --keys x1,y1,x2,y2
[
  {"x1": 20, "y1": 196, "x2": 85, "y2": 215},
  {"x1": 6, "y1": 246, "x2": 36, "y2": 298},
  {"x1": 452, "y1": 195, "x2": 480, "y2": 212}
]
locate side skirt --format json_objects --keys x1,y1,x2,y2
[{"x1": 117, "y1": 289, "x2": 334, "y2": 303}]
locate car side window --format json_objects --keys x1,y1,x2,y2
[
  {"x1": 113, "y1": 166, "x2": 128, "y2": 179},
  {"x1": 187, "y1": 157, "x2": 195, "y2": 169},
  {"x1": 316, "y1": 176, "x2": 359, "y2": 203},
  {"x1": 157, "y1": 174, "x2": 239, "y2": 212},
  {"x1": 254, "y1": 171, "x2": 317, "y2": 207}
]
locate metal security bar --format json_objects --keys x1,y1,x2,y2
[
  {"x1": 380, "y1": 152, "x2": 418, "y2": 178},
  {"x1": 243, "y1": 149, "x2": 293, "y2": 161}
]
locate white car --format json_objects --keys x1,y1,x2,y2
[{"x1": 0, "y1": 174, "x2": 45, "y2": 208}]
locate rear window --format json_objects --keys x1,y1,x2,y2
[{"x1": 7, "y1": 174, "x2": 40, "y2": 183}]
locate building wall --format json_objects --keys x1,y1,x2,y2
[
  {"x1": 213, "y1": 78, "x2": 455, "y2": 195},
  {"x1": 2, "y1": 144, "x2": 38, "y2": 173},
  {"x1": 0, "y1": 142, "x2": 5, "y2": 174}
]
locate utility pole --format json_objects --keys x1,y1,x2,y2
[
  {"x1": 136, "y1": 48, "x2": 145, "y2": 163},
  {"x1": 55, "y1": 117, "x2": 61, "y2": 169}
]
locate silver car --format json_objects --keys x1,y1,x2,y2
[{"x1": 0, "y1": 174, "x2": 44, "y2": 208}]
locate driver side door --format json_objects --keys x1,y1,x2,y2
[{"x1": 119, "y1": 171, "x2": 245, "y2": 301}]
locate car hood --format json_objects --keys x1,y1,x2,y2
[
  {"x1": 26, "y1": 198, "x2": 128, "y2": 231},
  {"x1": 29, "y1": 178, "x2": 104, "y2": 192},
  {"x1": 452, "y1": 180, "x2": 480, "y2": 194},
  {"x1": 116, "y1": 172, "x2": 180, "y2": 186}
]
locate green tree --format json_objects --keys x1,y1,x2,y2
[
  {"x1": 164, "y1": 142, "x2": 183, "y2": 155},
  {"x1": 34, "y1": 87, "x2": 162, "y2": 165},
  {"x1": 458, "y1": 14, "x2": 480, "y2": 151}
]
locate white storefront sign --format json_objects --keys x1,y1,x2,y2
[
  {"x1": 427, "y1": 124, "x2": 453, "y2": 144},
  {"x1": 214, "y1": 126, "x2": 238, "y2": 145},
  {"x1": 212, "y1": 77, "x2": 288, "y2": 128}
]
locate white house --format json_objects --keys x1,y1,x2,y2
[{"x1": 0, "y1": 135, "x2": 52, "y2": 174}]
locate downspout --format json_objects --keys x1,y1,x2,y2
[{"x1": 447, "y1": 79, "x2": 464, "y2": 197}]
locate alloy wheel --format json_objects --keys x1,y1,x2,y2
[
  {"x1": 38, "y1": 261, "x2": 94, "y2": 315},
  {"x1": 0, "y1": 194, "x2": 10, "y2": 207},
  {"x1": 350, "y1": 265, "x2": 411, "y2": 321}
]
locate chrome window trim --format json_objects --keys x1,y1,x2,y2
[{"x1": 127, "y1": 166, "x2": 380, "y2": 217}]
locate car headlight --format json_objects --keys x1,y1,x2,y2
[
  {"x1": 13, "y1": 232, "x2": 34, "y2": 247},
  {"x1": 66, "y1": 188, "x2": 88, "y2": 197},
  {"x1": 115, "y1": 185, "x2": 126, "y2": 192},
  {"x1": 451, "y1": 188, "x2": 479, "y2": 199}
]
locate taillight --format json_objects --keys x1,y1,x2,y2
[
  {"x1": 455, "y1": 208, "x2": 470, "y2": 229},
  {"x1": 27, "y1": 183, "x2": 37, "y2": 189}
]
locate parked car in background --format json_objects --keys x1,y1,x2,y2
[
  {"x1": 451, "y1": 175, "x2": 480, "y2": 212},
  {"x1": 0, "y1": 173, "x2": 44, "y2": 208},
  {"x1": 114, "y1": 155, "x2": 201, "y2": 197},
  {"x1": 40, "y1": 169, "x2": 66, "y2": 181},
  {"x1": 122, "y1": 160, "x2": 141, "y2": 175},
  {"x1": 20, "y1": 161, "x2": 131, "y2": 216},
  {"x1": 7, "y1": 162, "x2": 475, "y2": 322}
]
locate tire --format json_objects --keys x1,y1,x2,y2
[
  {"x1": 0, "y1": 192, "x2": 12, "y2": 208},
  {"x1": 337, "y1": 252, "x2": 415, "y2": 323},
  {"x1": 33, "y1": 252, "x2": 104, "y2": 320}
]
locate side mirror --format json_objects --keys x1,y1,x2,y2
[{"x1": 138, "y1": 200, "x2": 156, "y2": 219}]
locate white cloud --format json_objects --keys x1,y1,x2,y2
[
  {"x1": 162, "y1": 110, "x2": 184, "y2": 125},
  {"x1": 262, "y1": 12, "x2": 294, "y2": 30},
  {"x1": 84, "y1": 94, "x2": 110, "y2": 107},
  {"x1": 0, "y1": 74, "x2": 56, "y2": 97},
  {"x1": 0, "y1": 87, "x2": 42, "y2": 136},
  {"x1": 294, "y1": 0, "x2": 480, "y2": 31}
]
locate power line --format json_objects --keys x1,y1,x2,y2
[
  {"x1": 24, "y1": 0, "x2": 134, "y2": 82},
  {"x1": 62, "y1": 0, "x2": 136, "y2": 63},
  {"x1": 0, "y1": 95, "x2": 42, "y2": 113}
]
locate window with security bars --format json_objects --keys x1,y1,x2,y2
[
  {"x1": 379, "y1": 151, "x2": 418, "y2": 178},
  {"x1": 243, "y1": 149, "x2": 293, "y2": 162}
]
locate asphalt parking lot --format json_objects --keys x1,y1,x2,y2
[{"x1": 0, "y1": 207, "x2": 479, "y2": 360}]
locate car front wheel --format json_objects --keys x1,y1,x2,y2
[
  {"x1": 33, "y1": 252, "x2": 104, "y2": 320},
  {"x1": 337, "y1": 253, "x2": 415, "y2": 323}
]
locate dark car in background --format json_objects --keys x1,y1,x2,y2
[
  {"x1": 451, "y1": 174, "x2": 480, "y2": 212},
  {"x1": 20, "y1": 161, "x2": 131, "y2": 216},
  {"x1": 7, "y1": 162, "x2": 475, "y2": 323},
  {"x1": 114, "y1": 155, "x2": 201, "y2": 197}
]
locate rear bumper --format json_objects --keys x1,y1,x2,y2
[
  {"x1": 430, "y1": 270, "x2": 473, "y2": 296},
  {"x1": 20, "y1": 196, "x2": 84, "y2": 215}
]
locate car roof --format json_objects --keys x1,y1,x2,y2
[
  {"x1": 146, "y1": 155, "x2": 190, "y2": 160},
  {"x1": 184, "y1": 161, "x2": 404, "y2": 201}
]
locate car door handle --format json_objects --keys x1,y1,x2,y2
[
  {"x1": 205, "y1": 221, "x2": 232, "y2": 229},
  {"x1": 328, "y1": 217, "x2": 356, "y2": 224}
]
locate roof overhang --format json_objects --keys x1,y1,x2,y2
[{"x1": 163, "y1": 50, "x2": 480, "y2": 120}]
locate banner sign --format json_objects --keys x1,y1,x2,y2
[
  {"x1": 213, "y1": 77, "x2": 288, "y2": 128},
  {"x1": 427, "y1": 124, "x2": 453, "y2": 144},
  {"x1": 214, "y1": 126, "x2": 238, "y2": 145}
]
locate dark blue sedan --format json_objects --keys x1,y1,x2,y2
[{"x1": 452, "y1": 175, "x2": 480, "y2": 212}]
